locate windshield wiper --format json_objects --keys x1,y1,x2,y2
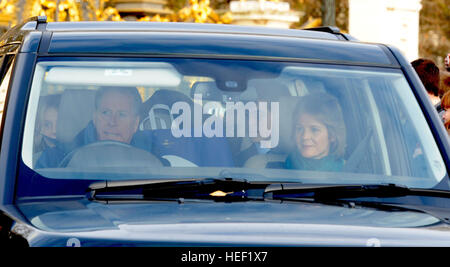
[
  {"x1": 264, "y1": 183, "x2": 450, "y2": 224},
  {"x1": 89, "y1": 180, "x2": 450, "y2": 202},
  {"x1": 88, "y1": 180, "x2": 450, "y2": 224},
  {"x1": 264, "y1": 183, "x2": 450, "y2": 201},
  {"x1": 87, "y1": 178, "x2": 268, "y2": 202}
]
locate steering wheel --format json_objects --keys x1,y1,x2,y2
[{"x1": 59, "y1": 140, "x2": 163, "y2": 168}]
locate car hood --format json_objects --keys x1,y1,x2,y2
[{"x1": 16, "y1": 198, "x2": 450, "y2": 246}]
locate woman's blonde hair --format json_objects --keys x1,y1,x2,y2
[
  {"x1": 441, "y1": 90, "x2": 450, "y2": 110},
  {"x1": 442, "y1": 91, "x2": 450, "y2": 133}
]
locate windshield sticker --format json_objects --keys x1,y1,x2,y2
[
  {"x1": 365, "y1": 238, "x2": 381, "y2": 247},
  {"x1": 104, "y1": 69, "x2": 133, "y2": 77},
  {"x1": 66, "y1": 237, "x2": 81, "y2": 247}
]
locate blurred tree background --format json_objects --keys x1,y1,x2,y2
[
  {"x1": 0, "y1": 0, "x2": 448, "y2": 67},
  {"x1": 0, "y1": 0, "x2": 448, "y2": 119},
  {"x1": 286, "y1": 0, "x2": 348, "y2": 30},
  {"x1": 418, "y1": 0, "x2": 449, "y2": 69},
  {"x1": 287, "y1": 0, "x2": 449, "y2": 69}
]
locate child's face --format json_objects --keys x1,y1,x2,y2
[{"x1": 41, "y1": 107, "x2": 58, "y2": 140}]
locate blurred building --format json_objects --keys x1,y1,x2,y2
[
  {"x1": 229, "y1": 0, "x2": 301, "y2": 29},
  {"x1": 349, "y1": 0, "x2": 422, "y2": 61},
  {"x1": 111, "y1": 0, "x2": 172, "y2": 20}
]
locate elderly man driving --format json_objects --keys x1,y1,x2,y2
[
  {"x1": 93, "y1": 87, "x2": 141, "y2": 144},
  {"x1": 36, "y1": 87, "x2": 151, "y2": 168}
]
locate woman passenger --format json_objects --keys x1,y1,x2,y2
[{"x1": 285, "y1": 93, "x2": 346, "y2": 171}]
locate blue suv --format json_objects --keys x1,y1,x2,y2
[{"x1": 0, "y1": 16, "x2": 449, "y2": 247}]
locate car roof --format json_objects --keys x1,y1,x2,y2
[
  {"x1": 46, "y1": 21, "x2": 343, "y2": 40},
  {"x1": 1, "y1": 16, "x2": 399, "y2": 67}
]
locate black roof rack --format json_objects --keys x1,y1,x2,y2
[
  {"x1": 0, "y1": 16, "x2": 48, "y2": 48},
  {"x1": 30, "y1": 16, "x2": 48, "y2": 31},
  {"x1": 303, "y1": 26, "x2": 341, "y2": 34},
  {"x1": 26, "y1": 16, "x2": 47, "y2": 24},
  {"x1": 303, "y1": 26, "x2": 356, "y2": 41}
]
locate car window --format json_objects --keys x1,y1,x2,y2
[
  {"x1": 0, "y1": 56, "x2": 14, "y2": 130},
  {"x1": 18, "y1": 57, "x2": 448, "y2": 198}
]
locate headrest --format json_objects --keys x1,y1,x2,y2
[
  {"x1": 273, "y1": 96, "x2": 302, "y2": 153},
  {"x1": 57, "y1": 89, "x2": 96, "y2": 143},
  {"x1": 251, "y1": 80, "x2": 291, "y2": 102},
  {"x1": 140, "y1": 89, "x2": 194, "y2": 130}
]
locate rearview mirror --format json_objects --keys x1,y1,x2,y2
[{"x1": 190, "y1": 81, "x2": 223, "y2": 101}]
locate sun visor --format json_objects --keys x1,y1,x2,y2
[{"x1": 45, "y1": 66, "x2": 181, "y2": 87}]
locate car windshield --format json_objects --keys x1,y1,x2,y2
[{"x1": 18, "y1": 57, "x2": 447, "y2": 198}]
